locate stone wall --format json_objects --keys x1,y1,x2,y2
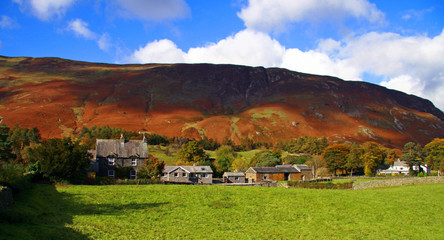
[
  {"x1": 0, "y1": 187, "x2": 13, "y2": 210},
  {"x1": 352, "y1": 176, "x2": 444, "y2": 190}
]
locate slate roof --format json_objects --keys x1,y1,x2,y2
[
  {"x1": 293, "y1": 164, "x2": 312, "y2": 171},
  {"x1": 248, "y1": 167, "x2": 300, "y2": 173},
  {"x1": 95, "y1": 139, "x2": 148, "y2": 158},
  {"x1": 223, "y1": 172, "x2": 246, "y2": 177},
  {"x1": 163, "y1": 165, "x2": 213, "y2": 173}
]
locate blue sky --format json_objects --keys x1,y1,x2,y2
[{"x1": 1, "y1": 0, "x2": 444, "y2": 110}]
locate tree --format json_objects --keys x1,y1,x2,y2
[
  {"x1": 424, "y1": 138, "x2": 444, "y2": 176},
  {"x1": 9, "y1": 124, "x2": 41, "y2": 162},
  {"x1": 230, "y1": 156, "x2": 249, "y2": 172},
  {"x1": 26, "y1": 137, "x2": 91, "y2": 182},
  {"x1": 250, "y1": 150, "x2": 281, "y2": 167},
  {"x1": 346, "y1": 142, "x2": 363, "y2": 176},
  {"x1": 305, "y1": 155, "x2": 327, "y2": 178},
  {"x1": 384, "y1": 148, "x2": 400, "y2": 165},
  {"x1": 322, "y1": 143, "x2": 350, "y2": 175},
  {"x1": 282, "y1": 154, "x2": 311, "y2": 165},
  {"x1": 178, "y1": 141, "x2": 208, "y2": 164},
  {"x1": 361, "y1": 142, "x2": 386, "y2": 176},
  {"x1": 0, "y1": 125, "x2": 15, "y2": 163},
  {"x1": 401, "y1": 142, "x2": 424, "y2": 175},
  {"x1": 214, "y1": 145, "x2": 237, "y2": 173},
  {"x1": 138, "y1": 156, "x2": 165, "y2": 179}
]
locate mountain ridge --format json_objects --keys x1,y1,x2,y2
[{"x1": 0, "y1": 56, "x2": 443, "y2": 147}]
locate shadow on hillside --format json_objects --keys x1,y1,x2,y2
[{"x1": 0, "y1": 184, "x2": 90, "y2": 240}]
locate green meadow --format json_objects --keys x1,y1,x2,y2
[{"x1": 1, "y1": 183, "x2": 444, "y2": 240}]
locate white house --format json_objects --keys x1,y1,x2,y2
[{"x1": 378, "y1": 159, "x2": 430, "y2": 175}]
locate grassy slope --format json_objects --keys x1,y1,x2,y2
[{"x1": 1, "y1": 184, "x2": 444, "y2": 240}]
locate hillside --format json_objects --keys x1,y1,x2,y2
[{"x1": 0, "y1": 56, "x2": 443, "y2": 147}]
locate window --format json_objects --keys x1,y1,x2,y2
[
  {"x1": 263, "y1": 175, "x2": 268, "y2": 180},
  {"x1": 131, "y1": 159, "x2": 137, "y2": 166},
  {"x1": 108, "y1": 158, "x2": 115, "y2": 166},
  {"x1": 202, "y1": 173, "x2": 208, "y2": 178},
  {"x1": 174, "y1": 172, "x2": 179, "y2": 177},
  {"x1": 108, "y1": 170, "x2": 115, "y2": 177},
  {"x1": 130, "y1": 170, "x2": 137, "y2": 179},
  {"x1": 190, "y1": 173, "x2": 195, "y2": 178},
  {"x1": 234, "y1": 177, "x2": 239, "y2": 181},
  {"x1": 182, "y1": 173, "x2": 187, "y2": 177}
]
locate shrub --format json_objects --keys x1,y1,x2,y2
[{"x1": 0, "y1": 163, "x2": 32, "y2": 191}]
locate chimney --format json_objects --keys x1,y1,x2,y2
[
  {"x1": 120, "y1": 133, "x2": 125, "y2": 144},
  {"x1": 143, "y1": 134, "x2": 147, "y2": 143}
]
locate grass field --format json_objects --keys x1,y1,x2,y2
[{"x1": 1, "y1": 183, "x2": 444, "y2": 239}]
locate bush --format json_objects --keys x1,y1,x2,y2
[{"x1": 0, "y1": 163, "x2": 32, "y2": 191}]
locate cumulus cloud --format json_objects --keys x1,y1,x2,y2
[
  {"x1": 114, "y1": 0, "x2": 190, "y2": 21},
  {"x1": 238, "y1": 0, "x2": 384, "y2": 32},
  {"x1": 129, "y1": 39, "x2": 186, "y2": 63},
  {"x1": 13, "y1": 0, "x2": 75, "y2": 21}
]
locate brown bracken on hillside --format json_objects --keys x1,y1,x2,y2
[{"x1": 0, "y1": 56, "x2": 443, "y2": 147}]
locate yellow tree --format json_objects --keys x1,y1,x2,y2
[
  {"x1": 424, "y1": 138, "x2": 444, "y2": 176},
  {"x1": 361, "y1": 142, "x2": 386, "y2": 176}
]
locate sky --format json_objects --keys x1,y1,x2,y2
[{"x1": 1, "y1": 0, "x2": 444, "y2": 111}]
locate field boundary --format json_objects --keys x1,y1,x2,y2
[{"x1": 352, "y1": 176, "x2": 444, "y2": 190}]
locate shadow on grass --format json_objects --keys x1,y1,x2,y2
[{"x1": 0, "y1": 184, "x2": 169, "y2": 239}]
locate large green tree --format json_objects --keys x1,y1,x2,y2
[
  {"x1": 214, "y1": 145, "x2": 237, "y2": 173},
  {"x1": 9, "y1": 124, "x2": 41, "y2": 162},
  {"x1": 424, "y1": 138, "x2": 444, "y2": 176},
  {"x1": 178, "y1": 141, "x2": 208, "y2": 164},
  {"x1": 26, "y1": 137, "x2": 91, "y2": 181},
  {"x1": 401, "y1": 142, "x2": 424, "y2": 175},
  {"x1": 250, "y1": 150, "x2": 282, "y2": 167},
  {"x1": 322, "y1": 143, "x2": 350, "y2": 175}
]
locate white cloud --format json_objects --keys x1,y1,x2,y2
[
  {"x1": 186, "y1": 30, "x2": 286, "y2": 66},
  {"x1": 67, "y1": 19, "x2": 117, "y2": 53},
  {"x1": 13, "y1": 0, "x2": 75, "y2": 21},
  {"x1": 67, "y1": 19, "x2": 96, "y2": 39},
  {"x1": 98, "y1": 33, "x2": 112, "y2": 51},
  {"x1": 238, "y1": 0, "x2": 384, "y2": 32},
  {"x1": 129, "y1": 39, "x2": 186, "y2": 63},
  {"x1": 115, "y1": 0, "x2": 190, "y2": 21},
  {"x1": 0, "y1": 15, "x2": 18, "y2": 29}
]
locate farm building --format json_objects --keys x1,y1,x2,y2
[
  {"x1": 222, "y1": 172, "x2": 246, "y2": 183},
  {"x1": 377, "y1": 159, "x2": 430, "y2": 175},
  {"x1": 245, "y1": 167, "x2": 301, "y2": 183},
  {"x1": 161, "y1": 165, "x2": 213, "y2": 184},
  {"x1": 92, "y1": 135, "x2": 148, "y2": 179},
  {"x1": 292, "y1": 164, "x2": 313, "y2": 180}
]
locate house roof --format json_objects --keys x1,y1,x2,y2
[
  {"x1": 293, "y1": 164, "x2": 311, "y2": 171},
  {"x1": 223, "y1": 172, "x2": 245, "y2": 177},
  {"x1": 393, "y1": 160, "x2": 408, "y2": 167},
  {"x1": 248, "y1": 167, "x2": 300, "y2": 174},
  {"x1": 95, "y1": 139, "x2": 148, "y2": 158},
  {"x1": 163, "y1": 165, "x2": 213, "y2": 174}
]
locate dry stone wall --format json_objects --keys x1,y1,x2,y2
[{"x1": 352, "y1": 176, "x2": 444, "y2": 190}]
